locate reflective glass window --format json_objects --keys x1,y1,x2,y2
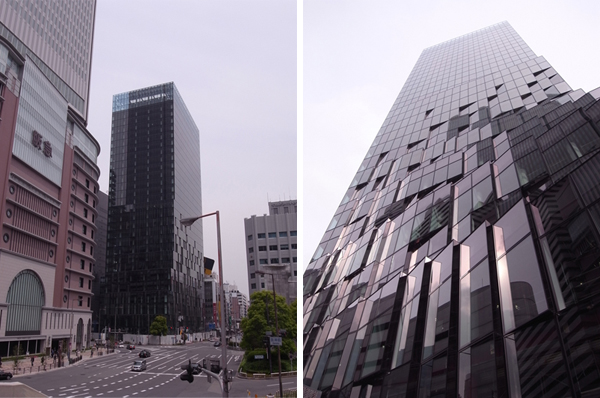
[
  {"x1": 496, "y1": 164, "x2": 520, "y2": 197},
  {"x1": 319, "y1": 332, "x2": 348, "y2": 390},
  {"x1": 456, "y1": 192, "x2": 472, "y2": 224},
  {"x1": 505, "y1": 317, "x2": 572, "y2": 398},
  {"x1": 418, "y1": 354, "x2": 447, "y2": 398},
  {"x1": 472, "y1": 177, "x2": 493, "y2": 210},
  {"x1": 497, "y1": 236, "x2": 548, "y2": 332},
  {"x1": 458, "y1": 339, "x2": 497, "y2": 398},
  {"x1": 423, "y1": 278, "x2": 451, "y2": 359},
  {"x1": 460, "y1": 259, "x2": 492, "y2": 348}
]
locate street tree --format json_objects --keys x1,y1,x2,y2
[
  {"x1": 149, "y1": 315, "x2": 168, "y2": 336},
  {"x1": 240, "y1": 291, "x2": 296, "y2": 355}
]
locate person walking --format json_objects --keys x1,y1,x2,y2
[{"x1": 30, "y1": 356, "x2": 34, "y2": 367}]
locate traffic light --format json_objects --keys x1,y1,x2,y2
[
  {"x1": 279, "y1": 329, "x2": 287, "y2": 338},
  {"x1": 179, "y1": 359, "x2": 194, "y2": 383}
]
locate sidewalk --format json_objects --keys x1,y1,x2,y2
[{"x1": 2, "y1": 349, "x2": 115, "y2": 377}]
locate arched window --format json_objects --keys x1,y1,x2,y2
[{"x1": 6, "y1": 270, "x2": 45, "y2": 335}]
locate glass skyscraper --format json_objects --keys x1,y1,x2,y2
[
  {"x1": 304, "y1": 22, "x2": 600, "y2": 397},
  {"x1": 105, "y1": 83, "x2": 204, "y2": 335}
]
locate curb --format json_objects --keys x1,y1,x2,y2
[{"x1": 7, "y1": 350, "x2": 117, "y2": 378}]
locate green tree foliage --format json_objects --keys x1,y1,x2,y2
[
  {"x1": 240, "y1": 291, "x2": 297, "y2": 355},
  {"x1": 149, "y1": 315, "x2": 168, "y2": 336}
]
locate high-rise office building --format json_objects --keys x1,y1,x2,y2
[
  {"x1": 91, "y1": 191, "x2": 108, "y2": 333},
  {"x1": 303, "y1": 22, "x2": 600, "y2": 398},
  {"x1": 105, "y1": 82, "x2": 204, "y2": 335},
  {"x1": 0, "y1": 0, "x2": 96, "y2": 120},
  {"x1": 245, "y1": 200, "x2": 297, "y2": 304},
  {"x1": 0, "y1": 0, "x2": 98, "y2": 357}
]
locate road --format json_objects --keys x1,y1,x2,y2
[{"x1": 12, "y1": 342, "x2": 296, "y2": 398}]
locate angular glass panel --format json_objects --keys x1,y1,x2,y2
[
  {"x1": 494, "y1": 148, "x2": 514, "y2": 174},
  {"x1": 434, "y1": 279, "x2": 451, "y2": 353},
  {"x1": 501, "y1": 236, "x2": 549, "y2": 331},
  {"x1": 392, "y1": 297, "x2": 418, "y2": 368},
  {"x1": 504, "y1": 334, "x2": 522, "y2": 398},
  {"x1": 458, "y1": 338, "x2": 497, "y2": 398},
  {"x1": 456, "y1": 191, "x2": 472, "y2": 224},
  {"x1": 494, "y1": 200, "x2": 529, "y2": 253},
  {"x1": 470, "y1": 260, "x2": 492, "y2": 342},
  {"x1": 494, "y1": 137, "x2": 510, "y2": 158},
  {"x1": 465, "y1": 222, "x2": 488, "y2": 268},
  {"x1": 448, "y1": 160, "x2": 463, "y2": 180},
  {"x1": 420, "y1": 172, "x2": 434, "y2": 192},
  {"x1": 422, "y1": 288, "x2": 439, "y2": 359},
  {"x1": 457, "y1": 215, "x2": 471, "y2": 242},
  {"x1": 460, "y1": 244, "x2": 470, "y2": 279},
  {"x1": 472, "y1": 177, "x2": 493, "y2": 211},
  {"x1": 496, "y1": 254, "x2": 514, "y2": 332},
  {"x1": 539, "y1": 237, "x2": 566, "y2": 311},
  {"x1": 360, "y1": 313, "x2": 392, "y2": 378},
  {"x1": 543, "y1": 140, "x2": 577, "y2": 174},
  {"x1": 343, "y1": 326, "x2": 366, "y2": 386},
  {"x1": 319, "y1": 332, "x2": 348, "y2": 389},
  {"x1": 433, "y1": 166, "x2": 448, "y2": 185},
  {"x1": 395, "y1": 219, "x2": 414, "y2": 251},
  {"x1": 428, "y1": 226, "x2": 448, "y2": 257},
  {"x1": 496, "y1": 164, "x2": 520, "y2": 197},
  {"x1": 418, "y1": 354, "x2": 447, "y2": 398}
]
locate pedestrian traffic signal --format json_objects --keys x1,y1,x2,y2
[{"x1": 179, "y1": 359, "x2": 194, "y2": 383}]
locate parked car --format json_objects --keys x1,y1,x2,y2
[
  {"x1": 127, "y1": 344, "x2": 135, "y2": 350},
  {"x1": 0, "y1": 370, "x2": 13, "y2": 380},
  {"x1": 213, "y1": 341, "x2": 221, "y2": 347},
  {"x1": 131, "y1": 359, "x2": 146, "y2": 372},
  {"x1": 139, "y1": 350, "x2": 151, "y2": 358}
]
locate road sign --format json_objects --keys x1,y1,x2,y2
[
  {"x1": 255, "y1": 355, "x2": 264, "y2": 359},
  {"x1": 270, "y1": 336, "x2": 282, "y2": 346}
]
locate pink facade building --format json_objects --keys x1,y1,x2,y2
[{"x1": 0, "y1": 0, "x2": 98, "y2": 357}]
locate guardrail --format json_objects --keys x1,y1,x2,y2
[{"x1": 237, "y1": 371, "x2": 297, "y2": 379}]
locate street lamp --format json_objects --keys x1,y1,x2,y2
[
  {"x1": 181, "y1": 211, "x2": 230, "y2": 397},
  {"x1": 255, "y1": 266, "x2": 290, "y2": 397}
]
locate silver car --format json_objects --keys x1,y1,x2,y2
[{"x1": 132, "y1": 359, "x2": 146, "y2": 371}]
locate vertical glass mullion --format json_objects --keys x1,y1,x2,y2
[{"x1": 459, "y1": 272, "x2": 471, "y2": 348}]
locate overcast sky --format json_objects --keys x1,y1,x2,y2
[
  {"x1": 87, "y1": 0, "x2": 296, "y2": 297},
  {"x1": 303, "y1": 0, "x2": 600, "y2": 268}
]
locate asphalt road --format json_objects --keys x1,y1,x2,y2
[{"x1": 12, "y1": 342, "x2": 296, "y2": 398}]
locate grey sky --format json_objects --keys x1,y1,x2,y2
[
  {"x1": 87, "y1": 0, "x2": 297, "y2": 297},
  {"x1": 303, "y1": 0, "x2": 600, "y2": 268}
]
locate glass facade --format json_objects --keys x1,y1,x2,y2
[
  {"x1": 304, "y1": 21, "x2": 600, "y2": 398},
  {"x1": 105, "y1": 83, "x2": 204, "y2": 334}
]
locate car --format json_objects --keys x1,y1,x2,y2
[
  {"x1": 139, "y1": 350, "x2": 151, "y2": 358},
  {"x1": 213, "y1": 341, "x2": 221, "y2": 347},
  {"x1": 0, "y1": 370, "x2": 13, "y2": 380},
  {"x1": 117, "y1": 343, "x2": 125, "y2": 348},
  {"x1": 126, "y1": 344, "x2": 135, "y2": 350},
  {"x1": 131, "y1": 359, "x2": 146, "y2": 372}
]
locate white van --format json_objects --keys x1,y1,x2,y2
[{"x1": 132, "y1": 359, "x2": 146, "y2": 371}]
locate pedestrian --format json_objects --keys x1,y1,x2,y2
[
  {"x1": 31, "y1": 356, "x2": 34, "y2": 367},
  {"x1": 0, "y1": 356, "x2": 3, "y2": 368}
]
